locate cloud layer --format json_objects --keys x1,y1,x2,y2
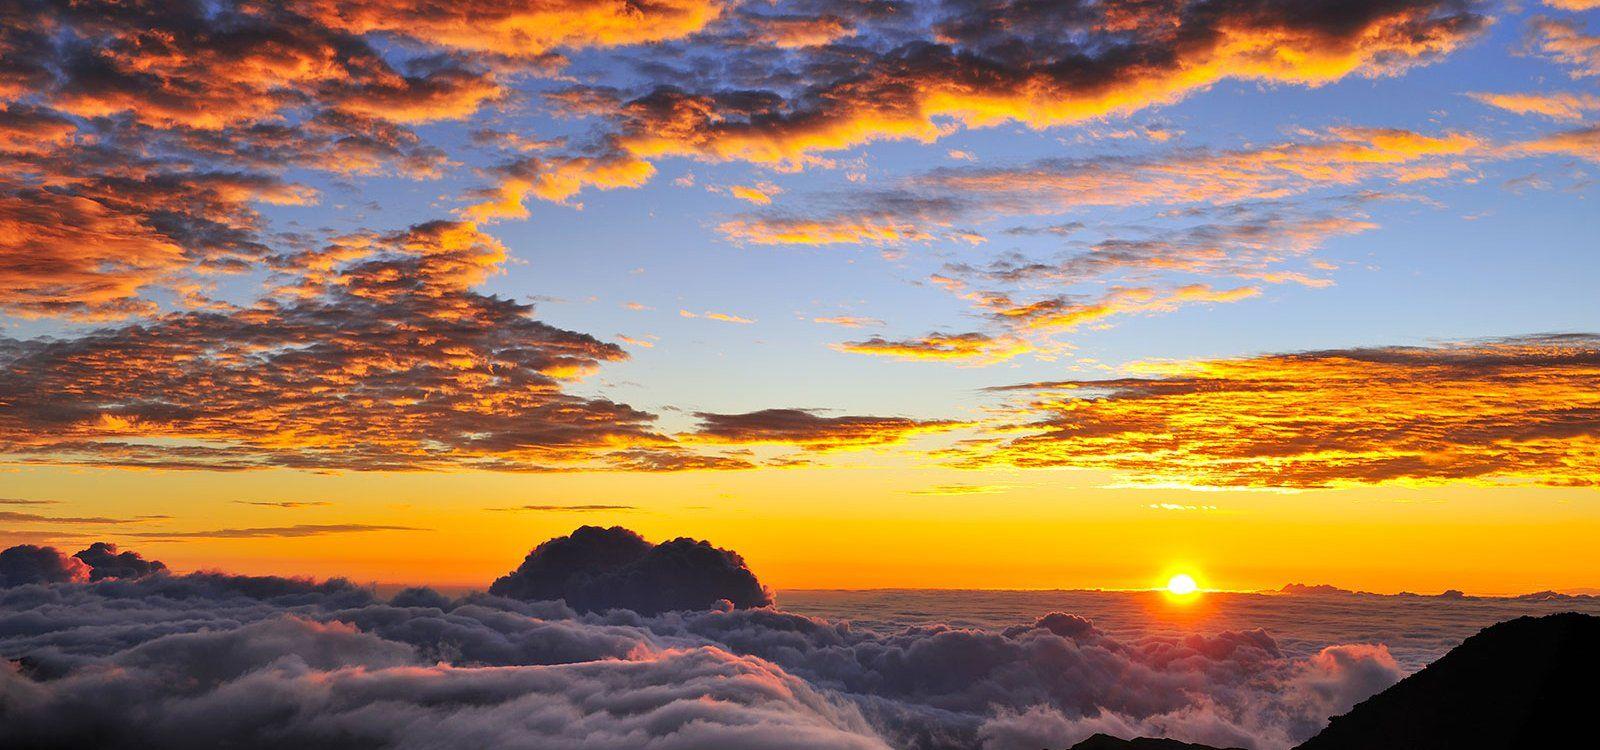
[{"x1": 0, "y1": 535, "x2": 1409, "y2": 749}]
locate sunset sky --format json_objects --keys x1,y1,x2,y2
[{"x1": 2, "y1": 0, "x2": 1596, "y2": 594}]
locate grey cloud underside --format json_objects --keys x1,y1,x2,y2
[{"x1": 1, "y1": 544, "x2": 1401, "y2": 750}]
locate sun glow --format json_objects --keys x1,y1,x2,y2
[{"x1": 1166, "y1": 573, "x2": 1200, "y2": 596}]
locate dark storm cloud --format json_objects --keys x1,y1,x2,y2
[
  {"x1": 489, "y1": 525, "x2": 773, "y2": 615},
  {"x1": 0, "y1": 533, "x2": 1414, "y2": 750}
]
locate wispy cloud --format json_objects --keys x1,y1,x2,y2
[
  {"x1": 125, "y1": 524, "x2": 423, "y2": 540},
  {"x1": 486, "y1": 504, "x2": 637, "y2": 512}
]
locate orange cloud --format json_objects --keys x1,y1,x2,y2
[
  {"x1": 1509, "y1": 125, "x2": 1600, "y2": 162},
  {"x1": 490, "y1": 0, "x2": 1484, "y2": 205},
  {"x1": 738, "y1": 13, "x2": 853, "y2": 48},
  {"x1": 1530, "y1": 16, "x2": 1600, "y2": 78},
  {"x1": 961, "y1": 335, "x2": 1600, "y2": 489},
  {"x1": 0, "y1": 221, "x2": 677, "y2": 472},
  {"x1": 618, "y1": 1, "x2": 1481, "y2": 166},
  {"x1": 719, "y1": 127, "x2": 1474, "y2": 246},
  {"x1": 0, "y1": 163, "x2": 315, "y2": 319},
  {"x1": 726, "y1": 182, "x2": 784, "y2": 205},
  {"x1": 812, "y1": 316, "x2": 884, "y2": 329},
  {"x1": 833, "y1": 332, "x2": 1033, "y2": 364},
  {"x1": 465, "y1": 153, "x2": 656, "y2": 218},
  {"x1": 293, "y1": 0, "x2": 724, "y2": 57},
  {"x1": 719, "y1": 214, "x2": 934, "y2": 245},
  {"x1": 680, "y1": 309, "x2": 756, "y2": 324},
  {"x1": 686, "y1": 409, "x2": 961, "y2": 451},
  {"x1": 988, "y1": 285, "x2": 1264, "y2": 332},
  {"x1": 1469, "y1": 91, "x2": 1600, "y2": 120}
]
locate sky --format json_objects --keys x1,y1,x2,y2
[{"x1": 0, "y1": 0, "x2": 1597, "y2": 594}]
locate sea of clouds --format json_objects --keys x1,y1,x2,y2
[{"x1": 3, "y1": 527, "x2": 1594, "y2": 750}]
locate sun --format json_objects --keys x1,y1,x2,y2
[{"x1": 1166, "y1": 573, "x2": 1199, "y2": 596}]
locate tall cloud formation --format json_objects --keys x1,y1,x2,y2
[
  {"x1": 0, "y1": 541, "x2": 164, "y2": 586},
  {"x1": 0, "y1": 534, "x2": 1406, "y2": 750},
  {"x1": 490, "y1": 525, "x2": 773, "y2": 614},
  {"x1": 960, "y1": 334, "x2": 1600, "y2": 489}
]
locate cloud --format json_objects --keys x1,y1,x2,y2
[
  {"x1": 814, "y1": 316, "x2": 886, "y2": 328},
  {"x1": 728, "y1": 182, "x2": 786, "y2": 205},
  {"x1": 0, "y1": 168, "x2": 312, "y2": 320},
  {"x1": 0, "y1": 220, "x2": 687, "y2": 473},
  {"x1": 479, "y1": 0, "x2": 1485, "y2": 211},
  {"x1": 1529, "y1": 16, "x2": 1600, "y2": 78},
  {"x1": 687, "y1": 408, "x2": 962, "y2": 450},
  {"x1": 717, "y1": 128, "x2": 1475, "y2": 247},
  {"x1": 0, "y1": 0, "x2": 673, "y2": 320},
  {"x1": 909, "y1": 484, "x2": 1013, "y2": 495},
  {"x1": 1509, "y1": 124, "x2": 1600, "y2": 162},
  {"x1": 234, "y1": 501, "x2": 333, "y2": 509},
  {"x1": 71, "y1": 542, "x2": 167, "y2": 581},
  {"x1": 834, "y1": 332, "x2": 1034, "y2": 364},
  {"x1": 680, "y1": 309, "x2": 757, "y2": 324},
  {"x1": 735, "y1": 11, "x2": 856, "y2": 49},
  {"x1": 292, "y1": 0, "x2": 725, "y2": 57},
  {"x1": 959, "y1": 334, "x2": 1600, "y2": 489},
  {"x1": 0, "y1": 537, "x2": 1413, "y2": 750},
  {"x1": 488, "y1": 504, "x2": 638, "y2": 512},
  {"x1": 465, "y1": 153, "x2": 656, "y2": 217},
  {"x1": 0, "y1": 511, "x2": 137, "y2": 525},
  {"x1": 0, "y1": 545, "x2": 87, "y2": 587},
  {"x1": 603, "y1": 0, "x2": 1484, "y2": 173},
  {"x1": 122, "y1": 524, "x2": 423, "y2": 540},
  {"x1": 1469, "y1": 91, "x2": 1600, "y2": 120},
  {"x1": 488, "y1": 525, "x2": 773, "y2": 614}
]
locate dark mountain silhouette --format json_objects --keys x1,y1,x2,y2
[
  {"x1": 1061, "y1": 613, "x2": 1599, "y2": 750},
  {"x1": 1067, "y1": 734, "x2": 1244, "y2": 750},
  {"x1": 1296, "y1": 612, "x2": 1598, "y2": 749}
]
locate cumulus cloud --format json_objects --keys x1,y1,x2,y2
[
  {"x1": 489, "y1": 525, "x2": 773, "y2": 615},
  {"x1": 0, "y1": 545, "x2": 88, "y2": 587},
  {"x1": 0, "y1": 537, "x2": 1412, "y2": 750},
  {"x1": 958, "y1": 334, "x2": 1600, "y2": 489},
  {"x1": 71, "y1": 542, "x2": 167, "y2": 581}
]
